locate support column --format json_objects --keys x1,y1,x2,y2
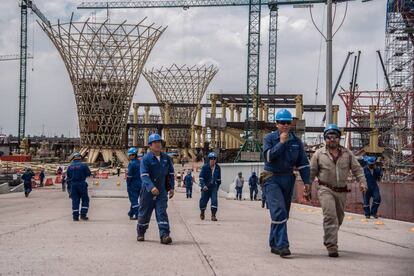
[
  {"x1": 132, "y1": 103, "x2": 139, "y2": 147},
  {"x1": 221, "y1": 102, "x2": 227, "y2": 149},
  {"x1": 259, "y1": 103, "x2": 264, "y2": 121},
  {"x1": 202, "y1": 127, "x2": 206, "y2": 147},
  {"x1": 229, "y1": 104, "x2": 235, "y2": 122},
  {"x1": 368, "y1": 105, "x2": 380, "y2": 153},
  {"x1": 332, "y1": 105, "x2": 339, "y2": 125},
  {"x1": 295, "y1": 95, "x2": 303, "y2": 119},
  {"x1": 196, "y1": 104, "x2": 202, "y2": 148},
  {"x1": 163, "y1": 103, "x2": 170, "y2": 147},
  {"x1": 144, "y1": 106, "x2": 150, "y2": 147},
  {"x1": 210, "y1": 94, "x2": 217, "y2": 149},
  {"x1": 263, "y1": 105, "x2": 269, "y2": 122},
  {"x1": 236, "y1": 107, "x2": 242, "y2": 122},
  {"x1": 190, "y1": 125, "x2": 195, "y2": 149}
]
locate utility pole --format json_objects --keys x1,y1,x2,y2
[{"x1": 325, "y1": 0, "x2": 333, "y2": 125}]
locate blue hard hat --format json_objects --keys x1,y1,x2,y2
[
  {"x1": 148, "y1": 133, "x2": 163, "y2": 145},
  {"x1": 275, "y1": 109, "x2": 293, "y2": 121},
  {"x1": 73, "y1": 152, "x2": 81, "y2": 159},
  {"x1": 127, "y1": 147, "x2": 138, "y2": 156},
  {"x1": 367, "y1": 156, "x2": 376, "y2": 165},
  {"x1": 252, "y1": 172, "x2": 256, "y2": 176},
  {"x1": 208, "y1": 152, "x2": 217, "y2": 159},
  {"x1": 324, "y1": 124, "x2": 341, "y2": 137}
]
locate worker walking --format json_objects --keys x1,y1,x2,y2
[
  {"x1": 39, "y1": 169, "x2": 45, "y2": 187},
  {"x1": 126, "y1": 147, "x2": 142, "y2": 220},
  {"x1": 309, "y1": 124, "x2": 367, "y2": 257},
  {"x1": 67, "y1": 152, "x2": 91, "y2": 221},
  {"x1": 199, "y1": 152, "x2": 221, "y2": 221},
  {"x1": 262, "y1": 109, "x2": 311, "y2": 257},
  {"x1": 21, "y1": 168, "x2": 35, "y2": 198},
  {"x1": 362, "y1": 156, "x2": 382, "y2": 219},
  {"x1": 234, "y1": 172, "x2": 244, "y2": 200},
  {"x1": 184, "y1": 170, "x2": 194, "y2": 198},
  {"x1": 249, "y1": 172, "x2": 259, "y2": 201},
  {"x1": 137, "y1": 134, "x2": 175, "y2": 244}
]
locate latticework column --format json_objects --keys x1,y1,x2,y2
[
  {"x1": 40, "y1": 19, "x2": 166, "y2": 164},
  {"x1": 143, "y1": 64, "x2": 218, "y2": 148}
]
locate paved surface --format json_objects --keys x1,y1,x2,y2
[{"x1": 1, "y1": 174, "x2": 413, "y2": 276}]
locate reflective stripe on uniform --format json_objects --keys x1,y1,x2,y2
[
  {"x1": 141, "y1": 173, "x2": 149, "y2": 177},
  {"x1": 138, "y1": 223, "x2": 149, "y2": 226},
  {"x1": 271, "y1": 218, "x2": 287, "y2": 225},
  {"x1": 132, "y1": 205, "x2": 139, "y2": 208},
  {"x1": 266, "y1": 150, "x2": 270, "y2": 163},
  {"x1": 373, "y1": 202, "x2": 380, "y2": 205},
  {"x1": 81, "y1": 207, "x2": 88, "y2": 209},
  {"x1": 72, "y1": 209, "x2": 79, "y2": 212},
  {"x1": 297, "y1": 164, "x2": 310, "y2": 170},
  {"x1": 324, "y1": 224, "x2": 338, "y2": 229},
  {"x1": 158, "y1": 221, "x2": 169, "y2": 225},
  {"x1": 363, "y1": 205, "x2": 369, "y2": 207},
  {"x1": 211, "y1": 205, "x2": 217, "y2": 209}
]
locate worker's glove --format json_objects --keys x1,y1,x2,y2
[
  {"x1": 202, "y1": 186, "x2": 208, "y2": 192},
  {"x1": 168, "y1": 189, "x2": 175, "y2": 199},
  {"x1": 303, "y1": 184, "x2": 312, "y2": 201},
  {"x1": 151, "y1": 187, "x2": 160, "y2": 196},
  {"x1": 359, "y1": 182, "x2": 368, "y2": 193}
]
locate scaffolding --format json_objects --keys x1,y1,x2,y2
[
  {"x1": 39, "y1": 19, "x2": 166, "y2": 164},
  {"x1": 143, "y1": 64, "x2": 218, "y2": 148}
]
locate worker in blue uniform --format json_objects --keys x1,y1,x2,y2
[
  {"x1": 262, "y1": 109, "x2": 311, "y2": 257},
  {"x1": 249, "y1": 171, "x2": 259, "y2": 201},
  {"x1": 21, "y1": 167, "x2": 35, "y2": 198},
  {"x1": 126, "y1": 147, "x2": 142, "y2": 220},
  {"x1": 137, "y1": 134, "x2": 175, "y2": 244},
  {"x1": 184, "y1": 170, "x2": 194, "y2": 198},
  {"x1": 66, "y1": 152, "x2": 91, "y2": 221},
  {"x1": 363, "y1": 156, "x2": 382, "y2": 219},
  {"x1": 199, "y1": 152, "x2": 221, "y2": 221}
]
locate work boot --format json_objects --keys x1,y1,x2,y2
[
  {"x1": 130, "y1": 216, "x2": 137, "y2": 220},
  {"x1": 327, "y1": 248, "x2": 339, "y2": 258},
  {"x1": 24, "y1": 192, "x2": 28, "y2": 198},
  {"x1": 261, "y1": 201, "x2": 265, "y2": 208},
  {"x1": 200, "y1": 210, "x2": 205, "y2": 220},
  {"x1": 373, "y1": 214, "x2": 378, "y2": 219},
  {"x1": 137, "y1": 234, "x2": 145, "y2": 242},
  {"x1": 211, "y1": 215, "x2": 218, "y2": 222},
  {"x1": 73, "y1": 217, "x2": 79, "y2": 221},
  {"x1": 279, "y1": 248, "x2": 291, "y2": 258},
  {"x1": 270, "y1": 248, "x2": 280, "y2": 255},
  {"x1": 160, "y1": 235, "x2": 172, "y2": 245},
  {"x1": 365, "y1": 215, "x2": 370, "y2": 219},
  {"x1": 80, "y1": 215, "x2": 89, "y2": 221}
]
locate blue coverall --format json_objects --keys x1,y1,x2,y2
[
  {"x1": 263, "y1": 130, "x2": 310, "y2": 251},
  {"x1": 67, "y1": 160, "x2": 91, "y2": 220},
  {"x1": 184, "y1": 173, "x2": 193, "y2": 198},
  {"x1": 21, "y1": 170, "x2": 34, "y2": 196},
  {"x1": 249, "y1": 174, "x2": 259, "y2": 201},
  {"x1": 126, "y1": 158, "x2": 142, "y2": 218},
  {"x1": 138, "y1": 152, "x2": 175, "y2": 238},
  {"x1": 199, "y1": 163, "x2": 221, "y2": 215},
  {"x1": 363, "y1": 166, "x2": 382, "y2": 217},
  {"x1": 39, "y1": 171, "x2": 45, "y2": 187}
]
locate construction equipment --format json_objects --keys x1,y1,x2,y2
[
  {"x1": 17, "y1": 0, "x2": 50, "y2": 147},
  {"x1": 0, "y1": 53, "x2": 33, "y2": 61},
  {"x1": 77, "y1": 0, "x2": 356, "y2": 161}
]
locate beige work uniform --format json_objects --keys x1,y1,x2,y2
[{"x1": 310, "y1": 146, "x2": 366, "y2": 250}]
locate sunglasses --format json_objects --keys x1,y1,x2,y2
[{"x1": 277, "y1": 121, "x2": 291, "y2": 125}]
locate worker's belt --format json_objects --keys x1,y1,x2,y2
[
  {"x1": 318, "y1": 181, "x2": 350, "y2": 193},
  {"x1": 259, "y1": 171, "x2": 294, "y2": 187}
]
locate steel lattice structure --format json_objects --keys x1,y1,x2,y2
[
  {"x1": 143, "y1": 64, "x2": 218, "y2": 147},
  {"x1": 40, "y1": 18, "x2": 166, "y2": 164}
]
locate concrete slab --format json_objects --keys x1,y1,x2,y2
[{"x1": 0, "y1": 176, "x2": 413, "y2": 276}]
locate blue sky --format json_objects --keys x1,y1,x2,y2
[{"x1": 0, "y1": 0, "x2": 386, "y2": 137}]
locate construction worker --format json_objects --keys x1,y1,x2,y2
[
  {"x1": 116, "y1": 165, "x2": 121, "y2": 177},
  {"x1": 126, "y1": 147, "x2": 142, "y2": 220},
  {"x1": 234, "y1": 172, "x2": 244, "y2": 200},
  {"x1": 309, "y1": 124, "x2": 367, "y2": 257},
  {"x1": 262, "y1": 109, "x2": 311, "y2": 258},
  {"x1": 62, "y1": 173, "x2": 67, "y2": 192},
  {"x1": 39, "y1": 169, "x2": 45, "y2": 187},
  {"x1": 249, "y1": 172, "x2": 259, "y2": 201},
  {"x1": 184, "y1": 170, "x2": 194, "y2": 198},
  {"x1": 199, "y1": 152, "x2": 221, "y2": 221},
  {"x1": 362, "y1": 156, "x2": 382, "y2": 219},
  {"x1": 137, "y1": 134, "x2": 175, "y2": 244},
  {"x1": 21, "y1": 167, "x2": 35, "y2": 198},
  {"x1": 67, "y1": 152, "x2": 91, "y2": 221}
]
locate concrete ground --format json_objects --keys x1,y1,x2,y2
[{"x1": 0, "y1": 174, "x2": 413, "y2": 276}]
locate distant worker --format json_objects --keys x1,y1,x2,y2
[
  {"x1": 199, "y1": 152, "x2": 221, "y2": 221},
  {"x1": 362, "y1": 156, "x2": 382, "y2": 219},
  {"x1": 310, "y1": 124, "x2": 367, "y2": 257},
  {"x1": 116, "y1": 165, "x2": 121, "y2": 177},
  {"x1": 249, "y1": 172, "x2": 259, "y2": 201},
  {"x1": 57, "y1": 166, "x2": 63, "y2": 176},
  {"x1": 184, "y1": 170, "x2": 195, "y2": 199},
  {"x1": 126, "y1": 147, "x2": 142, "y2": 220},
  {"x1": 138, "y1": 134, "x2": 175, "y2": 244},
  {"x1": 61, "y1": 173, "x2": 67, "y2": 192},
  {"x1": 67, "y1": 152, "x2": 91, "y2": 221},
  {"x1": 39, "y1": 169, "x2": 45, "y2": 187},
  {"x1": 262, "y1": 109, "x2": 311, "y2": 258},
  {"x1": 21, "y1": 167, "x2": 35, "y2": 198},
  {"x1": 234, "y1": 172, "x2": 244, "y2": 200},
  {"x1": 176, "y1": 172, "x2": 183, "y2": 188}
]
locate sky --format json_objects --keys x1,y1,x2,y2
[{"x1": 0, "y1": 0, "x2": 386, "y2": 137}]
